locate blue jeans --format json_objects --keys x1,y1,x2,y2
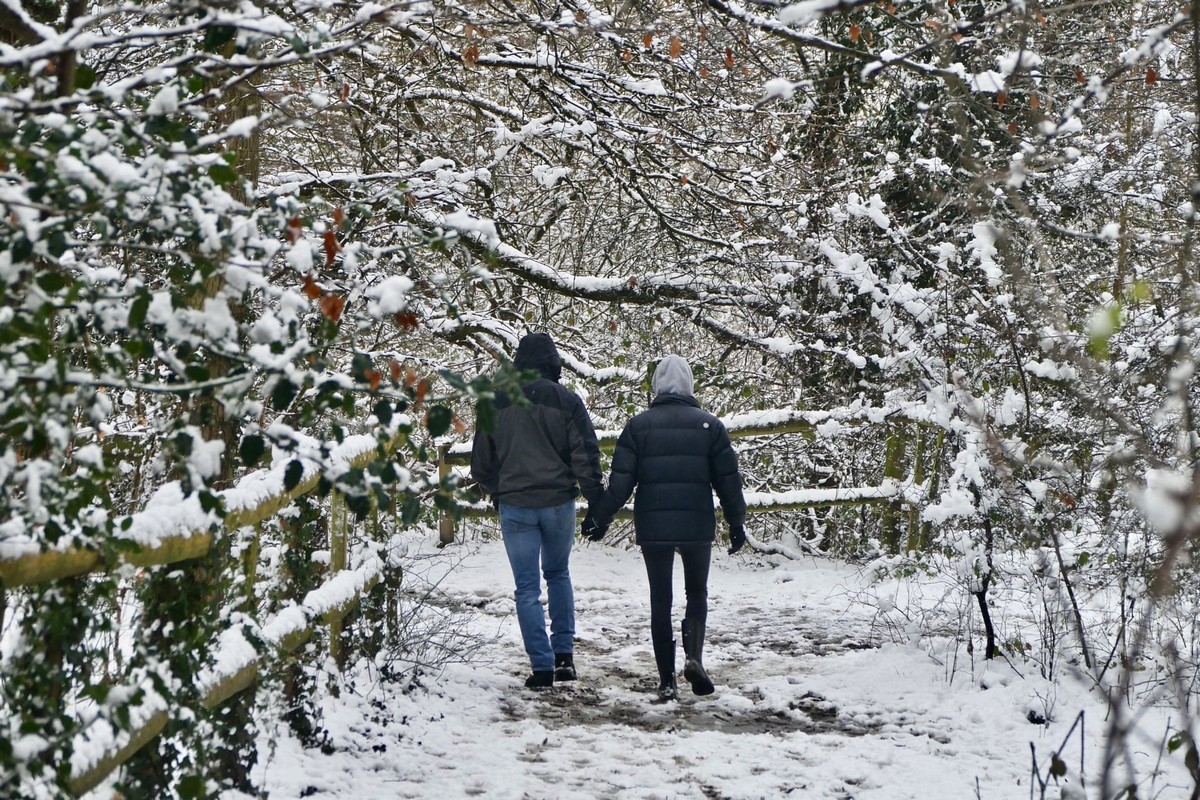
[{"x1": 499, "y1": 500, "x2": 576, "y2": 672}]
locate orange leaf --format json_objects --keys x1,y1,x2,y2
[
  {"x1": 681, "y1": 174, "x2": 688, "y2": 185},
  {"x1": 285, "y1": 217, "x2": 303, "y2": 243},
  {"x1": 924, "y1": 18, "x2": 941, "y2": 29},
  {"x1": 1036, "y1": 10, "x2": 1046, "y2": 23},
  {"x1": 608, "y1": 320, "x2": 618, "y2": 332},
  {"x1": 669, "y1": 35, "x2": 682, "y2": 60},
  {"x1": 1030, "y1": 92, "x2": 1040, "y2": 109},
  {"x1": 332, "y1": 207, "x2": 346, "y2": 227},
  {"x1": 623, "y1": 49, "x2": 632, "y2": 62},
  {"x1": 451, "y1": 413, "x2": 467, "y2": 435},
  {"x1": 699, "y1": 66, "x2": 709, "y2": 78},
  {"x1": 644, "y1": 33, "x2": 653, "y2": 49},
  {"x1": 323, "y1": 229, "x2": 341, "y2": 267},
  {"x1": 849, "y1": 24, "x2": 861, "y2": 42},
  {"x1": 952, "y1": 33, "x2": 963, "y2": 42},
  {"x1": 723, "y1": 47, "x2": 734, "y2": 69},
  {"x1": 1074, "y1": 67, "x2": 1085, "y2": 84},
  {"x1": 366, "y1": 369, "x2": 382, "y2": 393},
  {"x1": 462, "y1": 44, "x2": 479, "y2": 68},
  {"x1": 576, "y1": 9, "x2": 586, "y2": 23},
  {"x1": 302, "y1": 274, "x2": 321, "y2": 300},
  {"x1": 415, "y1": 378, "x2": 430, "y2": 407},
  {"x1": 390, "y1": 359, "x2": 402, "y2": 382},
  {"x1": 996, "y1": 91, "x2": 1007, "y2": 109},
  {"x1": 1007, "y1": 122, "x2": 1018, "y2": 133},
  {"x1": 404, "y1": 367, "x2": 417, "y2": 389},
  {"x1": 319, "y1": 294, "x2": 345, "y2": 323},
  {"x1": 341, "y1": 82, "x2": 349, "y2": 102},
  {"x1": 1146, "y1": 67, "x2": 1158, "y2": 85}
]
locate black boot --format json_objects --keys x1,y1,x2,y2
[
  {"x1": 524, "y1": 670, "x2": 554, "y2": 689},
  {"x1": 554, "y1": 653, "x2": 576, "y2": 682},
  {"x1": 681, "y1": 619, "x2": 714, "y2": 696},
  {"x1": 654, "y1": 638, "x2": 677, "y2": 701}
]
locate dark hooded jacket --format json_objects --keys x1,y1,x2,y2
[
  {"x1": 470, "y1": 333, "x2": 604, "y2": 509},
  {"x1": 591, "y1": 356, "x2": 746, "y2": 546}
]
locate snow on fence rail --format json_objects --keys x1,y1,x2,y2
[
  {"x1": 0, "y1": 431, "x2": 402, "y2": 589},
  {"x1": 1, "y1": 405, "x2": 921, "y2": 588}
]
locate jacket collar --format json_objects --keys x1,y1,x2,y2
[{"x1": 651, "y1": 392, "x2": 701, "y2": 409}]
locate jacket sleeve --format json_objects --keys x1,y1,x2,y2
[
  {"x1": 470, "y1": 421, "x2": 499, "y2": 498},
  {"x1": 567, "y1": 394, "x2": 605, "y2": 504},
  {"x1": 593, "y1": 424, "x2": 638, "y2": 527},
  {"x1": 709, "y1": 421, "x2": 746, "y2": 527}
]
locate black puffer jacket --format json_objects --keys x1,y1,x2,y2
[
  {"x1": 470, "y1": 333, "x2": 604, "y2": 509},
  {"x1": 592, "y1": 392, "x2": 746, "y2": 546}
]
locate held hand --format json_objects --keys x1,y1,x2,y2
[
  {"x1": 728, "y1": 524, "x2": 747, "y2": 555},
  {"x1": 581, "y1": 513, "x2": 607, "y2": 542}
]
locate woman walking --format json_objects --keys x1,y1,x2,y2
[{"x1": 583, "y1": 355, "x2": 747, "y2": 700}]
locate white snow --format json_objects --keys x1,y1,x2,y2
[
  {"x1": 365, "y1": 275, "x2": 414, "y2": 317},
  {"x1": 216, "y1": 533, "x2": 1190, "y2": 800},
  {"x1": 779, "y1": 0, "x2": 844, "y2": 25}
]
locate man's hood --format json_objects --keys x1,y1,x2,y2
[{"x1": 513, "y1": 333, "x2": 563, "y2": 381}]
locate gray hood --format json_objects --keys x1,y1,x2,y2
[{"x1": 651, "y1": 355, "x2": 694, "y2": 397}]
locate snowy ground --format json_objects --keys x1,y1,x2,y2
[{"x1": 242, "y1": 533, "x2": 1191, "y2": 800}]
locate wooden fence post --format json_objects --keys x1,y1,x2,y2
[
  {"x1": 438, "y1": 445, "x2": 456, "y2": 547},
  {"x1": 880, "y1": 425, "x2": 909, "y2": 553},
  {"x1": 328, "y1": 490, "x2": 347, "y2": 667},
  {"x1": 241, "y1": 523, "x2": 261, "y2": 614},
  {"x1": 908, "y1": 430, "x2": 927, "y2": 553}
]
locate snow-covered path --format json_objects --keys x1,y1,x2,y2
[{"x1": 246, "y1": 535, "x2": 1176, "y2": 799}]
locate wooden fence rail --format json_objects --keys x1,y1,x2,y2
[
  {"x1": 0, "y1": 431, "x2": 404, "y2": 590},
  {"x1": 1, "y1": 405, "x2": 928, "y2": 796},
  {"x1": 67, "y1": 555, "x2": 383, "y2": 795}
]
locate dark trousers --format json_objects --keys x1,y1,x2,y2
[{"x1": 641, "y1": 543, "x2": 711, "y2": 653}]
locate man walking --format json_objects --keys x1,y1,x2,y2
[{"x1": 470, "y1": 333, "x2": 604, "y2": 688}]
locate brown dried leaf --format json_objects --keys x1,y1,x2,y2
[
  {"x1": 319, "y1": 293, "x2": 345, "y2": 323},
  {"x1": 323, "y1": 229, "x2": 341, "y2": 267}
]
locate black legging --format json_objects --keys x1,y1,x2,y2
[{"x1": 641, "y1": 543, "x2": 711, "y2": 649}]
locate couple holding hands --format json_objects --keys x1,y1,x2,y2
[{"x1": 471, "y1": 333, "x2": 747, "y2": 701}]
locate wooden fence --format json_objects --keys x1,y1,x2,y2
[{"x1": 0, "y1": 405, "x2": 931, "y2": 795}]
